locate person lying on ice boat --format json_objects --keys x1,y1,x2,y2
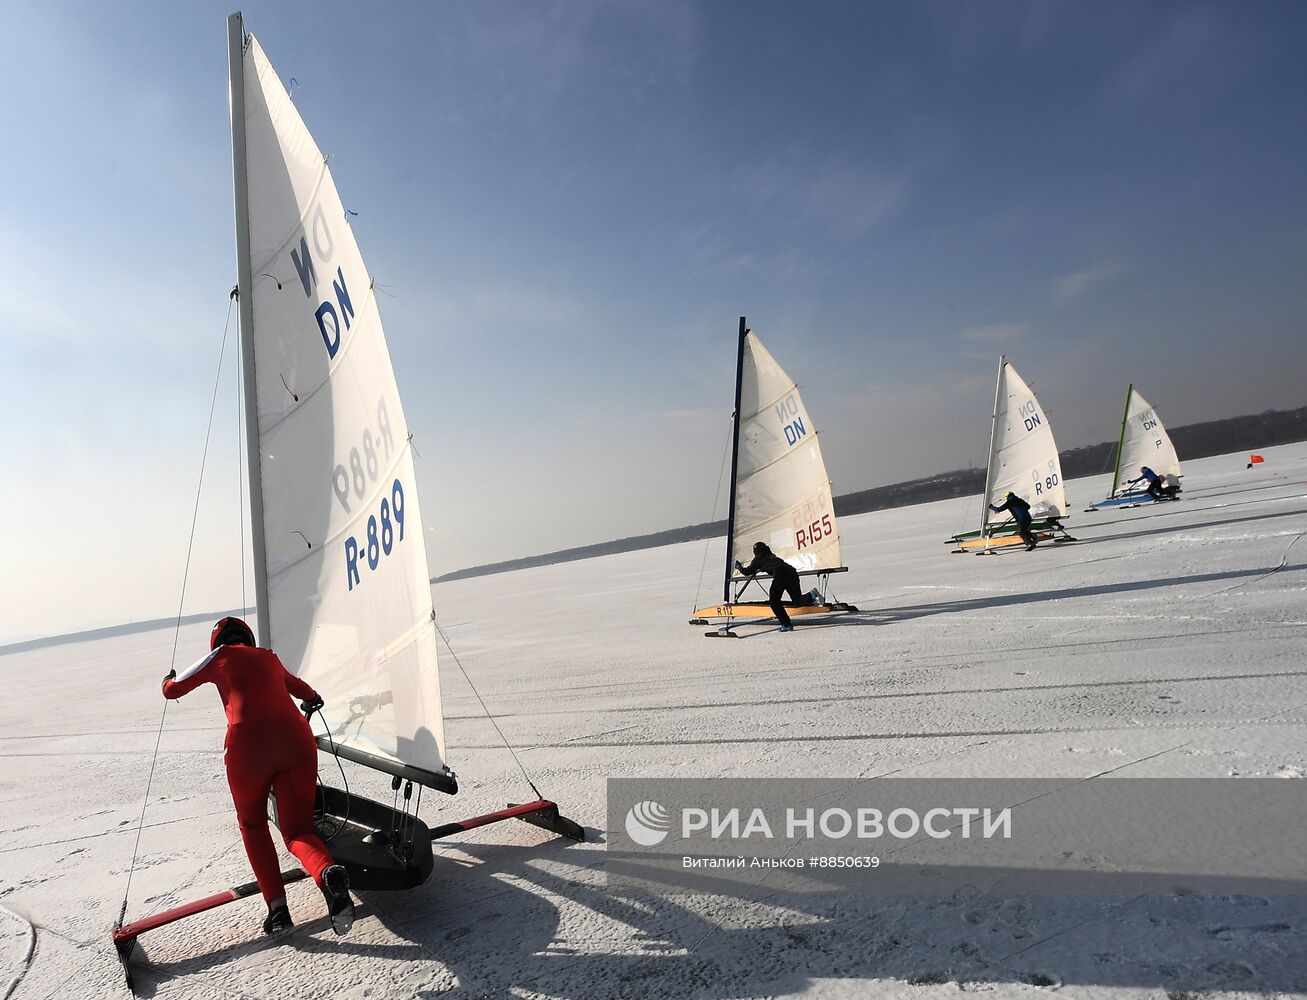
[
  {"x1": 735, "y1": 542, "x2": 815, "y2": 632},
  {"x1": 989, "y1": 491, "x2": 1037, "y2": 550},
  {"x1": 1126, "y1": 465, "x2": 1178, "y2": 501},
  {"x1": 161, "y1": 616, "x2": 355, "y2": 937}
]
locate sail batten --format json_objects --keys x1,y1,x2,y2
[
  {"x1": 741, "y1": 382, "x2": 803, "y2": 423},
  {"x1": 249, "y1": 161, "x2": 333, "y2": 273},
  {"x1": 736, "y1": 485, "x2": 837, "y2": 533},
  {"x1": 233, "y1": 31, "x2": 450, "y2": 790},
  {"x1": 256, "y1": 285, "x2": 381, "y2": 436},
  {"x1": 249, "y1": 191, "x2": 333, "y2": 277},
  {"x1": 262, "y1": 439, "x2": 418, "y2": 581},
  {"x1": 737, "y1": 432, "x2": 825, "y2": 482}
]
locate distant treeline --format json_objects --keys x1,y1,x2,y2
[
  {"x1": 835, "y1": 404, "x2": 1307, "y2": 519},
  {"x1": 0, "y1": 608, "x2": 255, "y2": 658},
  {"x1": 433, "y1": 404, "x2": 1307, "y2": 584},
  {"x1": 7, "y1": 408, "x2": 1303, "y2": 653}
]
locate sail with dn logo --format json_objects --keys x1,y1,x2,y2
[
  {"x1": 691, "y1": 318, "x2": 857, "y2": 633},
  {"x1": 1086, "y1": 385, "x2": 1183, "y2": 510},
  {"x1": 984, "y1": 360, "x2": 1067, "y2": 525},
  {"x1": 948, "y1": 357, "x2": 1075, "y2": 553},
  {"x1": 734, "y1": 332, "x2": 842, "y2": 573},
  {"x1": 110, "y1": 15, "x2": 582, "y2": 988}
]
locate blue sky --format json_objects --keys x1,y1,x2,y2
[{"x1": 3, "y1": 1, "x2": 1306, "y2": 642}]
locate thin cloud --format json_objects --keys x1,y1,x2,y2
[
  {"x1": 1105, "y1": 9, "x2": 1216, "y2": 107},
  {"x1": 433, "y1": 1, "x2": 701, "y2": 122},
  {"x1": 656, "y1": 406, "x2": 719, "y2": 433},
  {"x1": 1051, "y1": 262, "x2": 1123, "y2": 303},
  {"x1": 799, "y1": 158, "x2": 912, "y2": 240},
  {"x1": 678, "y1": 219, "x2": 762, "y2": 274},
  {"x1": 959, "y1": 323, "x2": 1030, "y2": 343},
  {"x1": 729, "y1": 155, "x2": 914, "y2": 244},
  {"x1": 0, "y1": 281, "x2": 77, "y2": 344}
]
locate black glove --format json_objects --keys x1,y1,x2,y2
[
  {"x1": 164, "y1": 669, "x2": 176, "y2": 682},
  {"x1": 734, "y1": 560, "x2": 744, "y2": 573},
  {"x1": 300, "y1": 694, "x2": 325, "y2": 718}
]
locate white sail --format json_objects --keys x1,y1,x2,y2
[
  {"x1": 732, "y1": 333, "x2": 842, "y2": 573},
  {"x1": 984, "y1": 361, "x2": 1066, "y2": 526},
  {"x1": 1115, "y1": 388, "x2": 1181, "y2": 493},
  {"x1": 235, "y1": 34, "x2": 447, "y2": 782}
]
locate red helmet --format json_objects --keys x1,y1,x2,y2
[{"x1": 210, "y1": 616, "x2": 255, "y2": 650}]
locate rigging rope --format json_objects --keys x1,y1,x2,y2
[
  {"x1": 118, "y1": 296, "x2": 236, "y2": 926},
  {"x1": 310, "y1": 704, "x2": 352, "y2": 841},
  {"x1": 690, "y1": 411, "x2": 736, "y2": 612},
  {"x1": 433, "y1": 619, "x2": 543, "y2": 801}
]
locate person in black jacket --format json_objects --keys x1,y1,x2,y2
[
  {"x1": 735, "y1": 542, "x2": 808, "y2": 631},
  {"x1": 988, "y1": 491, "x2": 1037, "y2": 550}
]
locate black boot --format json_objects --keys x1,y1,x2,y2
[
  {"x1": 320, "y1": 864, "x2": 354, "y2": 936},
  {"x1": 263, "y1": 903, "x2": 293, "y2": 935}
]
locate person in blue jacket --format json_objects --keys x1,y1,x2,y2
[
  {"x1": 989, "y1": 491, "x2": 1037, "y2": 550},
  {"x1": 1127, "y1": 466, "x2": 1178, "y2": 501}
]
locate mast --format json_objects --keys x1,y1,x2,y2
[
  {"x1": 722, "y1": 316, "x2": 748, "y2": 602},
  {"x1": 1110, "y1": 383, "x2": 1133, "y2": 496},
  {"x1": 979, "y1": 355, "x2": 1005, "y2": 536},
  {"x1": 227, "y1": 12, "x2": 271, "y2": 647}
]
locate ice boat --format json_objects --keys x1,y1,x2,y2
[
  {"x1": 947, "y1": 357, "x2": 1074, "y2": 553},
  {"x1": 691, "y1": 318, "x2": 857, "y2": 633},
  {"x1": 1085, "y1": 385, "x2": 1182, "y2": 511}
]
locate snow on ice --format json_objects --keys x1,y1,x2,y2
[{"x1": 2, "y1": 444, "x2": 1305, "y2": 998}]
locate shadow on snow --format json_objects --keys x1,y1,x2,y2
[{"x1": 134, "y1": 834, "x2": 1306, "y2": 999}]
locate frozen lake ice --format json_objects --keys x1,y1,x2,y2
[{"x1": 2, "y1": 444, "x2": 1305, "y2": 998}]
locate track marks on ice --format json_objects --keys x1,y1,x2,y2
[
  {"x1": 452, "y1": 621, "x2": 1305, "y2": 708},
  {"x1": 447, "y1": 668, "x2": 1306, "y2": 722},
  {"x1": 0, "y1": 809, "x2": 229, "y2": 856},
  {"x1": 0, "y1": 905, "x2": 35, "y2": 1000},
  {"x1": 1203, "y1": 529, "x2": 1306, "y2": 597},
  {"x1": 467, "y1": 716, "x2": 1305, "y2": 750}
]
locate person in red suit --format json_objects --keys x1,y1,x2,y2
[{"x1": 162, "y1": 616, "x2": 355, "y2": 935}]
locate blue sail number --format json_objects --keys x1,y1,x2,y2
[{"x1": 344, "y1": 479, "x2": 406, "y2": 591}]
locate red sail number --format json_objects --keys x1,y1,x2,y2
[{"x1": 795, "y1": 514, "x2": 833, "y2": 550}]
